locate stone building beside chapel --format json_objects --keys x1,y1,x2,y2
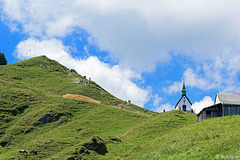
[{"x1": 175, "y1": 80, "x2": 192, "y2": 112}]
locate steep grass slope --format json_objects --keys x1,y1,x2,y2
[
  {"x1": 2, "y1": 56, "x2": 118, "y2": 105},
  {"x1": 0, "y1": 56, "x2": 239, "y2": 160},
  {"x1": 0, "y1": 56, "x2": 156, "y2": 159}
]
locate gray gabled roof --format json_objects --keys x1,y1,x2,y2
[{"x1": 215, "y1": 93, "x2": 240, "y2": 105}]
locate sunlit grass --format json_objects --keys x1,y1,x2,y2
[{"x1": 0, "y1": 56, "x2": 239, "y2": 160}]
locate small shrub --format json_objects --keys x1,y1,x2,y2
[
  {"x1": 0, "y1": 139, "x2": 9, "y2": 147},
  {"x1": 91, "y1": 137, "x2": 97, "y2": 142}
]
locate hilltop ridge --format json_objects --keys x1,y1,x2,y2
[{"x1": 3, "y1": 56, "x2": 121, "y2": 105}]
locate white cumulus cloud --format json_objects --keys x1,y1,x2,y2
[
  {"x1": 1, "y1": 0, "x2": 240, "y2": 72},
  {"x1": 155, "y1": 103, "x2": 174, "y2": 113},
  {"x1": 164, "y1": 81, "x2": 182, "y2": 94},
  {"x1": 165, "y1": 53, "x2": 240, "y2": 94},
  {"x1": 192, "y1": 96, "x2": 214, "y2": 114},
  {"x1": 153, "y1": 94, "x2": 162, "y2": 107}
]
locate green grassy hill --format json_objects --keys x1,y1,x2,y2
[{"x1": 0, "y1": 56, "x2": 239, "y2": 160}]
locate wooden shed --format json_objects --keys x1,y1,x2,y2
[{"x1": 197, "y1": 93, "x2": 240, "y2": 121}]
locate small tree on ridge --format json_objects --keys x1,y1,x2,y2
[{"x1": 0, "y1": 52, "x2": 7, "y2": 65}]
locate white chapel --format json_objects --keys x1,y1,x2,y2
[{"x1": 175, "y1": 80, "x2": 192, "y2": 112}]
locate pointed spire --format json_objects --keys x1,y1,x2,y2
[{"x1": 182, "y1": 79, "x2": 186, "y2": 96}]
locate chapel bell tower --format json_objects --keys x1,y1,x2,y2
[{"x1": 175, "y1": 80, "x2": 192, "y2": 112}]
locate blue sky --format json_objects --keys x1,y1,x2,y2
[{"x1": 1, "y1": 0, "x2": 240, "y2": 113}]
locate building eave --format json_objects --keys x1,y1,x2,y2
[
  {"x1": 175, "y1": 95, "x2": 192, "y2": 108},
  {"x1": 197, "y1": 103, "x2": 222, "y2": 116}
]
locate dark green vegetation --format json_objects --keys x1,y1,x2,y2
[
  {"x1": 0, "y1": 52, "x2": 7, "y2": 65},
  {"x1": 0, "y1": 56, "x2": 239, "y2": 160}
]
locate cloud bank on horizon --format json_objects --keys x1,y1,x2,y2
[{"x1": 1, "y1": 0, "x2": 240, "y2": 112}]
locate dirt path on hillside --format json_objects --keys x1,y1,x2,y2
[
  {"x1": 63, "y1": 94, "x2": 101, "y2": 104},
  {"x1": 72, "y1": 78, "x2": 80, "y2": 83}
]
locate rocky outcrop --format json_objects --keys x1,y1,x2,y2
[
  {"x1": 82, "y1": 136, "x2": 108, "y2": 155},
  {"x1": 33, "y1": 111, "x2": 64, "y2": 126}
]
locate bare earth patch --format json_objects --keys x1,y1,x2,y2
[
  {"x1": 63, "y1": 94, "x2": 101, "y2": 104},
  {"x1": 73, "y1": 78, "x2": 80, "y2": 83}
]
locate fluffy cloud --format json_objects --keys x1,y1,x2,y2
[
  {"x1": 155, "y1": 103, "x2": 174, "y2": 113},
  {"x1": 164, "y1": 81, "x2": 182, "y2": 94},
  {"x1": 15, "y1": 38, "x2": 72, "y2": 60},
  {"x1": 153, "y1": 94, "x2": 162, "y2": 107},
  {"x1": 192, "y1": 96, "x2": 214, "y2": 114},
  {"x1": 166, "y1": 54, "x2": 240, "y2": 94},
  {"x1": 15, "y1": 38, "x2": 149, "y2": 107},
  {"x1": 183, "y1": 68, "x2": 215, "y2": 91},
  {"x1": 2, "y1": 0, "x2": 240, "y2": 108},
  {"x1": 1, "y1": 0, "x2": 240, "y2": 72},
  {"x1": 74, "y1": 57, "x2": 149, "y2": 107}
]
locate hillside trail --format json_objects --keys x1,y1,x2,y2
[
  {"x1": 72, "y1": 78, "x2": 80, "y2": 83},
  {"x1": 62, "y1": 93, "x2": 151, "y2": 117},
  {"x1": 0, "y1": 69, "x2": 151, "y2": 117},
  {"x1": 69, "y1": 79, "x2": 151, "y2": 116},
  {"x1": 12, "y1": 76, "x2": 150, "y2": 116}
]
